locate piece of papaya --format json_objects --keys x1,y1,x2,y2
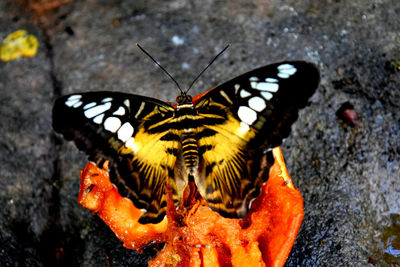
[{"x1": 78, "y1": 147, "x2": 303, "y2": 266}]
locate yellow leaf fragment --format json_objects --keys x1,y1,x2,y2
[{"x1": 0, "y1": 30, "x2": 39, "y2": 62}]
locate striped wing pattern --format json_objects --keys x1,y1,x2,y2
[
  {"x1": 53, "y1": 92, "x2": 180, "y2": 223},
  {"x1": 53, "y1": 61, "x2": 319, "y2": 224},
  {"x1": 193, "y1": 61, "x2": 319, "y2": 217}
]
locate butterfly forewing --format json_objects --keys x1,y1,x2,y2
[
  {"x1": 53, "y1": 92, "x2": 180, "y2": 223},
  {"x1": 196, "y1": 61, "x2": 319, "y2": 147},
  {"x1": 194, "y1": 61, "x2": 319, "y2": 218}
]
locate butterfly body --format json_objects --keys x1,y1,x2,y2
[{"x1": 53, "y1": 61, "x2": 319, "y2": 224}]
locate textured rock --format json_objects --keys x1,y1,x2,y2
[{"x1": 0, "y1": 0, "x2": 399, "y2": 266}]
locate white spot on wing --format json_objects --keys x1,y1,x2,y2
[
  {"x1": 265, "y1": 78, "x2": 278, "y2": 83},
  {"x1": 72, "y1": 101, "x2": 82, "y2": 108},
  {"x1": 277, "y1": 73, "x2": 290, "y2": 78},
  {"x1": 125, "y1": 137, "x2": 139, "y2": 151},
  {"x1": 123, "y1": 99, "x2": 130, "y2": 109},
  {"x1": 238, "y1": 106, "x2": 257, "y2": 125},
  {"x1": 249, "y1": 76, "x2": 259, "y2": 82},
  {"x1": 104, "y1": 117, "x2": 121, "y2": 133},
  {"x1": 261, "y1": 91, "x2": 273, "y2": 100},
  {"x1": 125, "y1": 137, "x2": 134, "y2": 147},
  {"x1": 117, "y1": 122, "x2": 134, "y2": 142},
  {"x1": 101, "y1": 97, "x2": 113, "y2": 103},
  {"x1": 84, "y1": 102, "x2": 112, "y2": 118},
  {"x1": 280, "y1": 68, "x2": 296, "y2": 75},
  {"x1": 113, "y1": 106, "x2": 125, "y2": 116},
  {"x1": 67, "y1": 95, "x2": 81, "y2": 100},
  {"x1": 234, "y1": 84, "x2": 240, "y2": 93},
  {"x1": 277, "y1": 64, "x2": 297, "y2": 78},
  {"x1": 255, "y1": 82, "x2": 279, "y2": 92},
  {"x1": 83, "y1": 102, "x2": 96, "y2": 110},
  {"x1": 281, "y1": 69, "x2": 296, "y2": 75},
  {"x1": 248, "y1": 96, "x2": 266, "y2": 112},
  {"x1": 278, "y1": 64, "x2": 295, "y2": 70},
  {"x1": 65, "y1": 95, "x2": 82, "y2": 107},
  {"x1": 93, "y1": 114, "x2": 104, "y2": 124},
  {"x1": 239, "y1": 121, "x2": 250, "y2": 133},
  {"x1": 65, "y1": 99, "x2": 79, "y2": 107},
  {"x1": 240, "y1": 90, "x2": 251, "y2": 98}
]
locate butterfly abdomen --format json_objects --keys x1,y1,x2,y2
[
  {"x1": 173, "y1": 103, "x2": 200, "y2": 168},
  {"x1": 181, "y1": 136, "x2": 198, "y2": 168}
]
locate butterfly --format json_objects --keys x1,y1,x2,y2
[{"x1": 53, "y1": 49, "x2": 319, "y2": 224}]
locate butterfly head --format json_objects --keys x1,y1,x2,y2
[
  {"x1": 175, "y1": 93, "x2": 196, "y2": 115},
  {"x1": 176, "y1": 93, "x2": 193, "y2": 105}
]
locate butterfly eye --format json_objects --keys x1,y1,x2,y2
[{"x1": 176, "y1": 95, "x2": 183, "y2": 103}]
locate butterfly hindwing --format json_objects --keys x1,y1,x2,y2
[
  {"x1": 53, "y1": 92, "x2": 180, "y2": 223},
  {"x1": 194, "y1": 61, "x2": 319, "y2": 218}
]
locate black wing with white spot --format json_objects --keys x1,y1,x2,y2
[
  {"x1": 197, "y1": 61, "x2": 319, "y2": 148},
  {"x1": 53, "y1": 92, "x2": 179, "y2": 223},
  {"x1": 193, "y1": 61, "x2": 319, "y2": 218}
]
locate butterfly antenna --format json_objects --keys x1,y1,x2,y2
[
  {"x1": 136, "y1": 43, "x2": 183, "y2": 94},
  {"x1": 185, "y1": 44, "x2": 230, "y2": 94}
]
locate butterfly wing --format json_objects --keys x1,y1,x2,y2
[
  {"x1": 53, "y1": 92, "x2": 180, "y2": 223},
  {"x1": 194, "y1": 61, "x2": 319, "y2": 218}
]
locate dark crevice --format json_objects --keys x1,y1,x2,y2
[
  {"x1": 48, "y1": 133, "x2": 62, "y2": 219},
  {"x1": 37, "y1": 27, "x2": 86, "y2": 265},
  {"x1": 36, "y1": 221, "x2": 85, "y2": 266},
  {"x1": 42, "y1": 25, "x2": 64, "y2": 221},
  {"x1": 43, "y1": 33, "x2": 63, "y2": 98},
  {"x1": 42, "y1": 25, "x2": 63, "y2": 224}
]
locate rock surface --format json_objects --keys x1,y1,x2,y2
[{"x1": 0, "y1": 0, "x2": 399, "y2": 266}]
